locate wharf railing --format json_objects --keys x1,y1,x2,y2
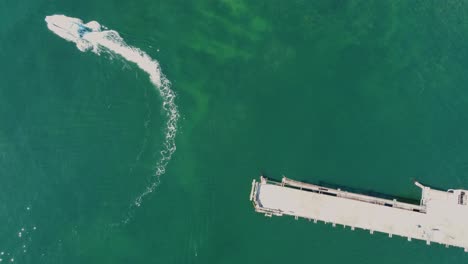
[{"x1": 253, "y1": 176, "x2": 426, "y2": 214}]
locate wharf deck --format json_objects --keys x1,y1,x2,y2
[{"x1": 250, "y1": 176, "x2": 468, "y2": 251}]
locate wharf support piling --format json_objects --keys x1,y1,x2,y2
[{"x1": 250, "y1": 176, "x2": 468, "y2": 251}]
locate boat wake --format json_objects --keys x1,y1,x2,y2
[{"x1": 45, "y1": 15, "x2": 179, "y2": 210}]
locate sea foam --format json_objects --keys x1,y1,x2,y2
[{"x1": 45, "y1": 14, "x2": 179, "y2": 208}]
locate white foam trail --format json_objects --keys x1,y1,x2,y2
[{"x1": 45, "y1": 15, "x2": 179, "y2": 208}]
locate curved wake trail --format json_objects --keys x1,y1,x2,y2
[{"x1": 45, "y1": 15, "x2": 179, "y2": 209}]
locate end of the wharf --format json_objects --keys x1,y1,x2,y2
[{"x1": 250, "y1": 176, "x2": 468, "y2": 252}]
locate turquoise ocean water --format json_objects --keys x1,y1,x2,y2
[{"x1": 1, "y1": 0, "x2": 468, "y2": 263}]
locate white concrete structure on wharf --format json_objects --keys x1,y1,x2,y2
[{"x1": 249, "y1": 176, "x2": 468, "y2": 251}]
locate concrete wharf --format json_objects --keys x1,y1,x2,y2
[{"x1": 250, "y1": 176, "x2": 468, "y2": 251}]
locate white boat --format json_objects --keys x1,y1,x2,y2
[{"x1": 45, "y1": 15, "x2": 101, "y2": 51}]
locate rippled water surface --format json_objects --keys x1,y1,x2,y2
[{"x1": 1, "y1": 0, "x2": 468, "y2": 263}]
